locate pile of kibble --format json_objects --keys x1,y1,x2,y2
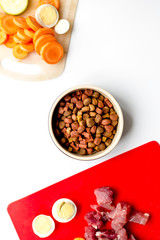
[{"x1": 53, "y1": 89, "x2": 119, "y2": 155}]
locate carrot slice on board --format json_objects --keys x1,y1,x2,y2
[
  {"x1": 35, "y1": 34, "x2": 57, "y2": 55},
  {"x1": 20, "y1": 43, "x2": 35, "y2": 52},
  {"x1": 0, "y1": 15, "x2": 19, "y2": 34},
  {"x1": 40, "y1": 42, "x2": 64, "y2": 64},
  {"x1": 5, "y1": 34, "x2": 16, "y2": 48},
  {"x1": 33, "y1": 28, "x2": 55, "y2": 44},
  {"x1": 0, "y1": 30, "x2": 7, "y2": 44},
  {"x1": 13, "y1": 34, "x2": 31, "y2": 44},
  {"x1": 13, "y1": 17, "x2": 30, "y2": 29},
  {"x1": 17, "y1": 29, "x2": 32, "y2": 42},
  {"x1": 24, "y1": 29, "x2": 35, "y2": 39},
  {"x1": 38, "y1": 0, "x2": 60, "y2": 10},
  {"x1": 26, "y1": 16, "x2": 42, "y2": 32},
  {"x1": 0, "y1": 13, "x2": 5, "y2": 19},
  {"x1": 13, "y1": 44, "x2": 28, "y2": 59}
]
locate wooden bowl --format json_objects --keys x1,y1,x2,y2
[{"x1": 48, "y1": 85, "x2": 124, "y2": 161}]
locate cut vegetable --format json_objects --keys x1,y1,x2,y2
[
  {"x1": 0, "y1": 0, "x2": 28, "y2": 15},
  {"x1": 33, "y1": 28, "x2": 55, "y2": 44},
  {"x1": 0, "y1": 30, "x2": 7, "y2": 44},
  {"x1": 38, "y1": 0, "x2": 60, "y2": 10},
  {"x1": 5, "y1": 34, "x2": 16, "y2": 48},
  {"x1": 40, "y1": 42, "x2": 64, "y2": 64},
  {"x1": 0, "y1": 15, "x2": 19, "y2": 34},
  {"x1": 13, "y1": 17, "x2": 30, "y2": 29},
  {"x1": 24, "y1": 29, "x2": 35, "y2": 39},
  {"x1": 26, "y1": 16, "x2": 42, "y2": 32},
  {"x1": 13, "y1": 44, "x2": 28, "y2": 59},
  {"x1": 35, "y1": 34, "x2": 57, "y2": 55},
  {"x1": 55, "y1": 19, "x2": 70, "y2": 35},
  {"x1": 20, "y1": 43, "x2": 35, "y2": 52},
  {"x1": 13, "y1": 34, "x2": 31, "y2": 44},
  {"x1": 17, "y1": 28, "x2": 32, "y2": 42},
  {"x1": 0, "y1": 13, "x2": 5, "y2": 19}
]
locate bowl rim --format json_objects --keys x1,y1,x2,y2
[{"x1": 48, "y1": 85, "x2": 124, "y2": 161}]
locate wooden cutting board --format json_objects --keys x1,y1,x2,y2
[
  {"x1": 7, "y1": 141, "x2": 160, "y2": 240},
  {"x1": 0, "y1": 0, "x2": 79, "y2": 81}
]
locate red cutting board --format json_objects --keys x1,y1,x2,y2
[{"x1": 8, "y1": 141, "x2": 160, "y2": 240}]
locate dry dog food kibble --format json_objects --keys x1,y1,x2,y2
[{"x1": 53, "y1": 89, "x2": 119, "y2": 156}]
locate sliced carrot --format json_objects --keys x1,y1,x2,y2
[
  {"x1": 13, "y1": 44, "x2": 28, "y2": 59},
  {"x1": 38, "y1": 0, "x2": 60, "y2": 10},
  {"x1": 13, "y1": 34, "x2": 31, "y2": 44},
  {"x1": 26, "y1": 16, "x2": 42, "y2": 32},
  {"x1": 13, "y1": 17, "x2": 30, "y2": 29},
  {"x1": 20, "y1": 43, "x2": 35, "y2": 52},
  {"x1": 0, "y1": 30, "x2": 7, "y2": 44},
  {"x1": 33, "y1": 28, "x2": 55, "y2": 44},
  {"x1": 17, "y1": 29, "x2": 32, "y2": 42},
  {"x1": 24, "y1": 29, "x2": 35, "y2": 39},
  {"x1": 40, "y1": 42, "x2": 64, "y2": 64},
  {"x1": 35, "y1": 34, "x2": 57, "y2": 55},
  {"x1": 0, "y1": 13, "x2": 5, "y2": 19},
  {"x1": 5, "y1": 34, "x2": 16, "y2": 48},
  {"x1": 0, "y1": 15, "x2": 19, "y2": 34}
]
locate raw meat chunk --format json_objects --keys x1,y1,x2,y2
[
  {"x1": 84, "y1": 211, "x2": 104, "y2": 229},
  {"x1": 129, "y1": 210, "x2": 150, "y2": 225},
  {"x1": 96, "y1": 229, "x2": 117, "y2": 239},
  {"x1": 94, "y1": 187, "x2": 114, "y2": 205},
  {"x1": 117, "y1": 228, "x2": 128, "y2": 240},
  {"x1": 84, "y1": 226, "x2": 97, "y2": 240}
]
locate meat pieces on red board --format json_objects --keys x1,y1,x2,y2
[
  {"x1": 90, "y1": 205, "x2": 109, "y2": 222},
  {"x1": 94, "y1": 187, "x2": 114, "y2": 206},
  {"x1": 117, "y1": 228, "x2": 128, "y2": 240},
  {"x1": 84, "y1": 211, "x2": 104, "y2": 229},
  {"x1": 108, "y1": 202, "x2": 131, "y2": 232},
  {"x1": 129, "y1": 210, "x2": 150, "y2": 225},
  {"x1": 84, "y1": 226, "x2": 97, "y2": 240},
  {"x1": 96, "y1": 229, "x2": 117, "y2": 240}
]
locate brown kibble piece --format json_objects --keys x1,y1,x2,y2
[
  {"x1": 77, "y1": 110, "x2": 83, "y2": 116},
  {"x1": 79, "y1": 120, "x2": 86, "y2": 126},
  {"x1": 82, "y1": 132, "x2": 91, "y2": 139},
  {"x1": 89, "y1": 104, "x2": 95, "y2": 112},
  {"x1": 71, "y1": 97, "x2": 78, "y2": 104},
  {"x1": 82, "y1": 106, "x2": 90, "y2": 112},
  {"x1": 101, "y1": 119, "x2": 111, "y2": 125},
  {"x1": 96, "y1": 126, "x2": 104, "y2": 134},
  {"x1": 84, "y1": 89, "x2": 93, "y2": 96},
  {"x1": 96, "y1": 133, "x2": 101, "y2": 138},
  {"x1": 94, "y1": 137, "x2": 101, "y2": 145},
  {"x1": 64, "y1": 102, "x2": 70, "y2": 111},
  {"x1": 64, "y1": 118, "x2": 73, "y2": 124},
  {"x1": 87, "y1": 148, "x2": 93, "y2": 155},
  {"x1": 84, "y1": 98, "x2": 91, "y2": 106},
  {"x1": 60, "y1": 138, "x2": 66, "y2": 144},
  {"x1": 95, "y1": 114, "x2": 102, "y2": 123},
  {"x1": 92, "y1": 98, "x2": 98, "y2": 105},
  {"x1": 103, "y1": 106, "x2": 109, "y2": 113},
  {"x1": 98, "y1": 100, "x2": 104, "y2": 109},
  {"x1": 54, "y1": 128, "x2": 60, "y2": 136},
  {"x1": 92, "y1": 91, "x2": 99, "y2": 98},
  {"x1": 71, "y1": 131, "x2": 79, "y2": 138},
  {"x1": 69, "y1": 103, "x2": 74, "y2": 110},
  {"x1": 105, "y1": 125, "x2": 114, "y2": 133},
  {"x1": 66, "y1": 127, "x2": 71, "y2": 135},
  {"x1": 76, "y1": 90, "x2": 82, "y2": 95},
  {"x1": 90, "y1": 112, "x2": 96, "y2": 117},
  {"x1": 59, "y1": 121, "x2": 65, "y2": 129},
  {"x1": 83, "y1": 113, "x2": 89, "y2": 120},
  {"x1": 86, "y1": 118, "x2": 95, "y2": 128},
  {"x1": 99, "y1": 95, "x2": 104, "y2": 101},
  {"x1": 71, "y1": 122, "x2": 79, "y2": 130},
  {"x1": 88, "y1": 142, "x2": 95, "y2": 148},
  {"x1": 78, "y1": 125, "x2": 85, "y2": 134},
  {"x1": 91, "y1": 125, "x2": 96, "y2": 134},
  {"x1": 76, "y1": 101, "x2": 83, "y2": 109},
  {"x1": 110, "y1": 113, "x2": 118, "y2": 121},
  {"x1": 64, "y1": 95, "x2": 71, "y2": 102},
  {"x1": 103, "y1": 113, "x2": 110, "y2": 119},
  {"x1": 79, "y1": 148, "x2": 86, "y2": 155},
  {"x1": 104, "y1": 98, "x2": 113, "y2": 108},
  {"x1": 99, "y1": 143, "x2": 106, "y2": 151},
  {"x1": 103, "y1": 131, "x2": 112, "y2": 138},
  {"x1": 73, "y1": 107, "x2": 78, "y2": 114},
  {"x1": 96, "y1": 107, "x2": 103, "y2": 115},
  {"x1": 72, "y1": 114, "x2": 77, "y2": 121},
  {"x1": 58, "y1": 107, "x2": 64, "y2": 114},
  {"x1": 59, "y1": 101, "x2": 65, "y2": 107},
  {"x1": 105, "y1": 139, "x2": 112, "y2": 147},
  {"x1": 79, "y1": 144, "x2": 87, "y2": 149},
  {"x1": 81, "y1": 93, "x2": 87, "y2": 101},
  {"x1": 112, "y1": 120, "x2": 118, "y2": 126},
  {"x1": 63, "y1": 110, "x2": 72, "y2": 117}
]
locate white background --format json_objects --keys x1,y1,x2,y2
[{"x1": 0, "y1": 0, "x2": 160, "y2": 239}]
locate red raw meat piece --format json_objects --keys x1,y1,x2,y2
[
  {"x1": 84, "y1": 211, "x2": 104, "y2": 229},
  {"x1": 117, "y1": 228, "x2": 128, "y2": 240},
  {"x1": 94, "y1": 187, "x2": 114, "y2": 205},
  {"x1": 90, "y1": 205, "x2": 109, "y2": 222},
  {"x1": 129, "y1": 210, "x2": 150, "y2": 225},
  {"x1": 128, "y1": 234, "x2": 137, "y2": 240},
  {"x1": 98, "y1": 203, "x2": 115, "y2": 211},
  {"x1": 84, "y1": 226, "x2": 97, "y2": 240},
  {"x1": 108, "y1": 202, "x2": 131, "y2": 232},
  {"x1": 96, "y1": 229, "x2": 117, "y2": 240}
]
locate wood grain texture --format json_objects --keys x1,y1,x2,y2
[{"x1": 0, "y1": 0, "x2": 79, "y2": 81}]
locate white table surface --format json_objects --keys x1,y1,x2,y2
[{"x1": 0, "y1": 0, "x2": 160, "y2": 239}]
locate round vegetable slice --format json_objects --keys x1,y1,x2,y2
[
  {"x1": 13, "y1": 34, "x2": 31, "y2": 44},
  {"x1": 26, "y1": 16, "x2": 42, "y2": 31},
  {"x1": 0, "y1": 15, "x2": 19, "y2": 34},
  {"x1": 38, "y1": 0, "x2": 60, "y2": 10},
  {"x1": 33, "y1": 28, "x2": 55, "y2": 44},
  {"x1": 24, "y1": 29, "x2": 35, "y2": 38},
  {"x1": 35, "y1": 34, "x2": 57, "y2": 55},
  {"x1": 13, "y1": 17, "x2": 30, "y2": 29},
  {"x1": 13, "y1": 44, "x2": 28, "y2": 59},
  {"x1": 17, "y1": 28, "x2": 32, "y2": 42},
  {"x1": 0, "y1": 0, "x2": 28, "y2": 15},
  {"x1": 20, "y1": 43, "x2": 35, "y2": 52},
  {"x1": 5, "y1": 34, "x2": 16, "y2": 48},
  {"x1": 40, "y1": 42, "x2": 64, "y2": 64},
  {"x1": 0, "y1": 30, "x2": 7, "y2": 44},
  {"x1": 0, "y1": 13, "x2": 5, "y2": 19}
]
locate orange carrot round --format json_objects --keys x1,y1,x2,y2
[
  {"x1": 0, "y1": 15, "x2": 19, "y2": 34},
  {"x1": 33, "y1": 28, "x2": 55, "y2": 44},
  {"x1": 0, "y1": 30, "x2": 7, "y2": 44},
  {"x1": 13, "y1": 17, "x2": 30, "y2": 29},
  {"x1": 5, "y1": 34, "x2": 16, "y2": 48},
  {"x1": 35, "y1": 34, "x2": 57, "y2": 55},
  {"x1": 0, "y1": 13, "x2": 5, "y2": 19},
  {"x1": 26, "y1": 16, "x2": 42, "y2": 32},
  {"x1": 20, "y1": 43, "x2": 35, "y2": 52},
  {"x1": 13, "y1": 44, "x2": 28, "y2": 59},
  {"x1": 17, "y1": 29, "x2": 32, "y2": 42},
  {"x1": 40, "y1": 42, "x2": 64, "y2": 64},
  {"x1": 13, "y1": 34, "x2": 31, "y2": 44},
  {"x1": 38, "y1": 0, "x2": 60, "y2": 10},
  {"x1": 24, "y1": 29, "x2": 35, "y2": 39}
]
